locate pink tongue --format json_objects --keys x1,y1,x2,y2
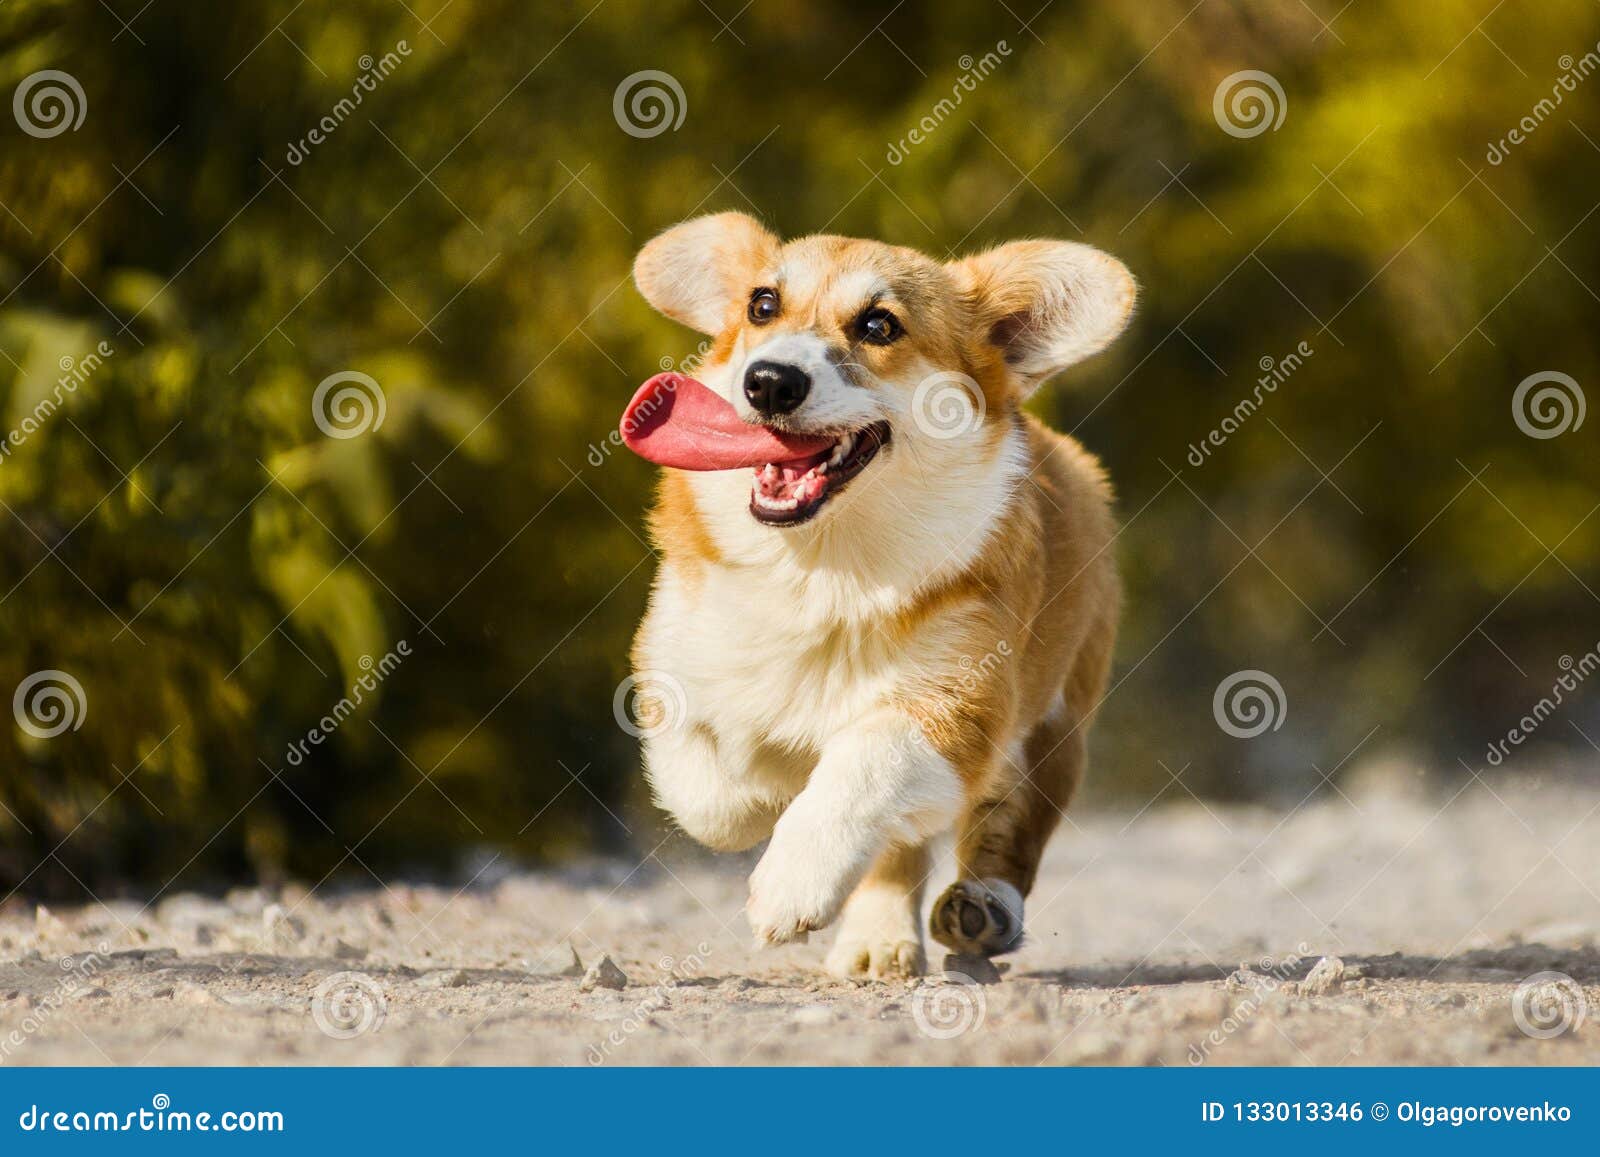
[{"x1": 620, "y1": 372, "x2": 834, "y2": 471}]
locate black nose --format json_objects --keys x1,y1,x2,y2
[{"x1": 743, "y1": 361, "x2": 810, "y2": 416}]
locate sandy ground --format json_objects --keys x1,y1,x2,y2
[{"x1": 3, "y1": 769, "x2": 1599, "y2": 1066}]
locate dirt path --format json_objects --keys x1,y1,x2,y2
[{"x1": 3, "y1": 771, "x2": 1598, "y2": 1065}]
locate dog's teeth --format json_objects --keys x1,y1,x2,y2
[{"x1": 752, "y1": 489, "x2": 801, "y2": 512}]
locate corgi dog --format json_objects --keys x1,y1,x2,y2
[{"x1": 621, "y1": 213, "x2": 1133, "y2": 978}]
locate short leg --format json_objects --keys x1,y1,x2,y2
[
  {"x1": 645, "y1": 721, "x2": 785, "y2": 852},
  {"x1": 747, "y1": 712, "x2": 961, "y2": 945},
  {"x1": 931, "y1": 709, "x2": 1088, "y2": 957},
  {"x1": 823, "y1": 842, "x2": 930, "y2": 979}
]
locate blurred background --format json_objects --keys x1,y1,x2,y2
[{"x1": 0, "y1": 0, "x2": 1596, "y2": 895}]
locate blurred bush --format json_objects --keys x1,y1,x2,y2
[{"x1": 0, "y1": 0, "x2": 1595, "y2": 892}]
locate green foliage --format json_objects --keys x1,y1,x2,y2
[{"x1": 0, "y1": 1, "x2": 1596, "y2": 891}]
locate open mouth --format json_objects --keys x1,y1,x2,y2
[{"x1": 749, "y1": 422, "x2": 891, "y2": 526}]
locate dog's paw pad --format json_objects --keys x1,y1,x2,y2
[{"x1": 929, "y1": 879, "x2": 1024, "y2": 957}]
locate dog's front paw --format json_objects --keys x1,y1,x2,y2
[
  {"x1": 746, "y1": 846, "x2": 848, "y2": 946},
  {"x1": 824, "y1": 933, "x2": 925, "y2": 980},
  {"x1": 825, "y1": 879, "x2": 925, "y2": 979}
]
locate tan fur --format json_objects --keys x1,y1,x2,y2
[{"x1": 629, "y1": 214, "x2": 1133, "y2": 972}]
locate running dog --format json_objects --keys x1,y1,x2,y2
[{"x1": 620, "y1": 212, "x2": 1133, "y2": 977}]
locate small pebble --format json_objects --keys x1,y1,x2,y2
[
  {"x1": 1302, "y1": 955, "x2": 1346, "y2": 996},
  {"x1": 580, "y1": 954, "x2": 628, "y2": 992},
  {"x1": 1225, "y1": 967, "x2": 1262, "y2": 991},
  {"x1": 557, "y1": 944, "x2": 585, "y2": 977},
  {"x1": 942, "y1": 953, "x2": 1002, "y2": 984},
  {"x1": 109, "y1": 947, "x2": 176, "y2": 963},
  {"x1": 173, "y1": 983, "x2": 220, "y2": 1006},
  {"x1": 35, "y1": 905, "x2": 68, "y2": 938},
  {"x1": 261, "y1": 904, "x2": 305, "y2": 944},
  {"x1": 415, "y1": 969, "x2": 471, "y2": 989}
]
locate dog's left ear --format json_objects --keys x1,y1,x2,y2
[
  {"x1": 634, "y1": 212, "x2": 781, "y2": 336},
  {"x1": 948, "y1": 240, "x2": 1136, "y2": 395}
]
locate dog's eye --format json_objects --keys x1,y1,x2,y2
[
  {"x1": 748, "y1": 289, "x2": 780, "y2": 325},
  {"x1": 858, "y1": 307, "x2": 901, "y2": 345}
]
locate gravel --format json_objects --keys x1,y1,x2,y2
[{"x1": 1, "y1": 770, "x2": 1597, "y2": 1065}]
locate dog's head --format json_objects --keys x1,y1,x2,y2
[{"x1": 633, "y1": 213, "x2": 1135, "y2": 532}]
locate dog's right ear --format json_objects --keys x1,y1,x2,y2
[{"x1": 633, "y1": 213, "x2": 781, "y2": 336}]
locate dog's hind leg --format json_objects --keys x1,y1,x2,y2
[
  {"x1": 823, "y1": 841, "x2": 930, "y2": 979},
  {"x1": 930, "y1": 622, "x2": 1112, "y2": 957},
  {"x1": 929, "y1": 716, "x2": 1086, "y2": 957}
]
